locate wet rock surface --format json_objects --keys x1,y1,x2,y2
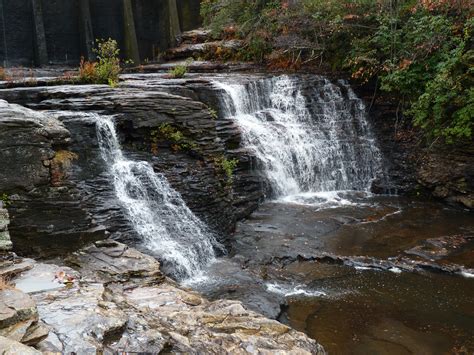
[
  {"x1": 0, "y1": 79, "x2": 265, "y2": 254},
  {"x1": 354, "y1": 82, "x2": 474, "y2": 208},
  {"x1": 1, "y1": 240, "x2": 324, "y2": 354},
  {"x1": 0, "y1": 100, "x2": 104, "y2": 255},
  {"x1": 192, "y1": 192, "x2": 474, "y2": 353}
]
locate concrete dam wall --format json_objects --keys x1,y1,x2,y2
[{"x1": 0, "y1": 0, "x2": 201, "y2": 67}]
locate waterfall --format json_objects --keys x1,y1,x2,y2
[
  {"x1": 215, "y1": 75, "x2": 383, "y2": 199},
  {"x1": 94, "y1": 114, "x2": 219, "y2": 280}
]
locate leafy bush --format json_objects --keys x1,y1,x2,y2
[
  {"x1": 168, "y1": 58, "x2": 194, "y2": 78},
  {"x1": 202, "y1": 0, "x2": 473, "y2": 143},
  {"x1": 79, "y1": 38, "x2": 121, "y2": 86}
]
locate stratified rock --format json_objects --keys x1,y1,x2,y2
[
  {"x1": 8, "y1": 241, "x2": 324, "y2": 354},
  {"x1": 33, "y1": 283, "x2": 127, "y2": 353},
  {"x1": 0, "y1": 287, "x2": 48, "y2": 347},
  {"x1": 0, "y1": 82, "x2": 264, "y2": 251},
  {"x1": 65, "y1": 239, "x2": 164, "y2": 284},
  {"x1": 0, "y1": 100, "x2": 70, "y2": 191},
  {"x1": 0, "y1": 289, "x2": 37, "y2": 333},
  {"x1": 417, "y1": 146, "x2": 474, "y2": 209},
  {"x1": 113, "y1": 284, "x2": 325, "y2": 354},
  {"x1": 165, "y1": 40, "x2": 243, "y2": 61},
  {"x1": 0, "y1": 99, "x2": 105, "y2": 256},
  {"x1": 0, "y1": 336, "x2": 41, "y2": 355},
  {"x1": 179, "y1": 29, "x2": 212, "y2": 44}
]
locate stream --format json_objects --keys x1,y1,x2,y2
[
  {"x1": 10, "y1": 72, "x2": 471, "y2": 353},
  {"x1": 184, "y1": 75, "x2": 474, "y2": 353}
]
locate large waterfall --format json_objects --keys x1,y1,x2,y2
[
  {"x1": 94, "y1": 114, "x2": 219, "y2": 280},
  {"x1": 215, "y1": 75, "x2": 383, "y2": 199}
]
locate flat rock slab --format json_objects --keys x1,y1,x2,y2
[
  {"x1": 33, "y1": 283, "x2": 127, "y2": 353},
  {"x1": 114, "y1": 283, "x2": 324, "y2": 354},
  {"x1": 0, "y1": 335, "x2": 41, "y2": 354},
  {"x1": 65, "y1": 239, "x2": 164, "y2": 284},
  {"x1": 5, "y1": 241, "x2": 324, "y2": 353}
]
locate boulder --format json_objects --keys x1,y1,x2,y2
[{"x1": 0, "y1": 288, "x2": 48, "y2": 347}]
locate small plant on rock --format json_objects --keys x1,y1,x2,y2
[
  {"x1": 156, "y1": 123, "x2": 198, "y2": 152},
  {"x1": 169, "y1": 64, "x2": 188, "y2": 78},
  {"x1": 168, "y1": 58, "x2": 194, "y2": 79},
  {"x1": 79, "y1": 38, "x2": 121, "y2": 86},
  {"x1": 214, "y1": 155, "x2": 239, "y2": 185},
  {"x1": 0, "y1": 193, "x2": 10, "y2": 207}
]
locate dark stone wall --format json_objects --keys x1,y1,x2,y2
[
  {"x1": 89, "y1": 0, "x2": 125, "y2": 53},
  {"x1": 0, "y1": 0, "x2": 36, "y2": 67},
  {"x1": 42, "y1": 0, "x2": 81, "y2": 64},
  {"x1": 133, "y1": 0, "x2": 170, "y2": 61},
  {"x1": 0, "y1": 0, "x2": 200, "y2": 67},
  {"x1": 177, "y1": 0, "x2": 201, "y2": 31}
]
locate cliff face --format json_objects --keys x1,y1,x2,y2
[
  {"x1": 354, "y1": 83, "x2": 474, "y2": 209},
  {"x1": 0, "y1": 79, "x2": 265, "y2": 256},
  {"x1": 0, "y1": 0, "x2": 201, "y2": 67}
]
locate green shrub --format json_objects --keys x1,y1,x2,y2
[{"x1": 79, "y1": 38, "x2": 121, "y2": 86}]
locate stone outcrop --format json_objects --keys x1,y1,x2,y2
[
  {"x1": 0, "y1": 336, "x2": 41, "y2": 355},
  {"x1": 0, "y1": 99, "x2": 105, "y2": 255},
  {"x1": 1, "y1": 240, "x2": 325, "y2": 353},
  {"x1": 0, "y1": 81, "x2": 265, "y2": 255},
  {"x1": 353, "y1": 82, "x2": 474, "y2": 208},
  {"x1": 416, "y1": 145, "x2": 474, "y2": 208},
  {"x1": 0, "y1": 287, "x2": 49, "y2": 348}
]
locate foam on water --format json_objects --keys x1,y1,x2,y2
[{"x1": 265, "y1": 282, "x2": 327, "y2": 298}]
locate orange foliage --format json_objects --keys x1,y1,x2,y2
[
  {"x1": 417, "y1": 0, "x2": 471, "y2": 11},
  {"x1": 267, "y1": 50, "x2": 301, "y2": 71},
  {"x1": 79, "y1": 57, "x2": 98, "y2": 83}
]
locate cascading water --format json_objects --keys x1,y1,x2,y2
[
  {"x1": 215, "y1": 75, "x2": 383, "y2": 202},
  {"x1": 94, "y1": 114, "x2": 220, "y2": 280}
]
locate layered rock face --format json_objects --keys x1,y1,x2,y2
[
  {"x1": 0, "y1": 99, "x2": 106, "y2": 255},
  {"x1": 416, "y1": 145, "x2": 474, "y2": 208},
  {"x1": 354, "y1": 83, "x2": 474, "y2": 208},
  {"x1": 0, "y1": 240, "x2": 325, "y2": 353},
  {"x1": 0, "y1": 82, "x2": 265, "y2": 255}
]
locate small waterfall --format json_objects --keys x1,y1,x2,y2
[
  {"x1": 215, "y1": 75, "x2": 383, "y2": 198},
  {"x1": 94, "y1": 114, "x2": 219, "y2": 280}
]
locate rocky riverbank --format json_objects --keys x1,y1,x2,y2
[{"x1": 0, "y1": 240, "x2": 324, "y2": 353}]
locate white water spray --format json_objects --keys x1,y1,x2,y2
[
  {"x1": 94, "y1": 114, "x2": 219, "y2": 280},
  {"x1": 215, "y1": 75, "x2": 383, "y2": 200}
]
